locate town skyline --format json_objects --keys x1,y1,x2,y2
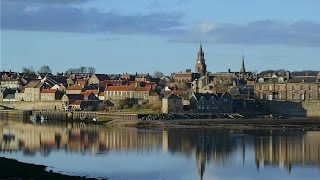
[{"x1": 1, "y1": 0, "x2": 320, "y2": 74}]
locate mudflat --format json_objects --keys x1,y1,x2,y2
[{"x1": 106, "y1": 117, "x2": 320, "y2": 130}]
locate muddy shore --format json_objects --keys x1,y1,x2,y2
[
  {"x1": 105, "y1": 117, "x2": 320, "y2": 130},
  {"x1": 0, "y1": 157, "x2": 99, "y2": 180}
]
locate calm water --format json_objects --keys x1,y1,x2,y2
[{"x1": 1, "y1": 120, "x2": 320, "y2": 180}]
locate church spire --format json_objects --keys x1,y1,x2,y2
[
  {"x1": 195, "y1": 44, "x2": 207, "y2": 76},
  {"x1": 240, "y1": 56, "x2": 246, "y2": 73}
]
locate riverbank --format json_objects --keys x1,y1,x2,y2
[
  {"x1": 0, "y1": 157, "x2": 99, "y2": 180},
  {"x1": 105, "y1": 117, "x2": 320, "y2": 130}
]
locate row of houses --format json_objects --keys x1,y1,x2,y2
[{"x1": 254, "y1": 73, "x2": 320, "y2": 101}]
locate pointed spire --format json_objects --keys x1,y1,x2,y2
[
  {"x1": 198, "y1": 43, "x2": 204, "y2": 58},
  {"x1": 240, "y1": 56, "x2": 246, "y2": 73}
]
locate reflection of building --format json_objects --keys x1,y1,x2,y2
[{"x1": 254, "y1": 131, "x2": 320, "y2": 172}]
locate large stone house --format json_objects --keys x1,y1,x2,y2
[
  {"x1": 88, "y1": 74, "x2": 109, "y2": 85},
  {"x1": 254, "y1": 76, "x2": 288, "y2": 101},
  {"x1": 287, "y1": 76, "x2": 319, "y2": 101},
  {"x1": 190, "y1": 92, "x2": 233, "y2": 113},
  {"x1": 22, "y1": 80, "x2": 44, "y2": 101},
  {"x1": 40, "y1": 89, "x2": 63, "y2": 101},
  {"x1": 162, "y1": 93, "x2": 183, "y2": 114},
  {"x1": 104, "y1": 82, "x2": 152, "y2": 101},
  {"x1": 66, "y1": 85, "x2": 83, "y2": 94}
]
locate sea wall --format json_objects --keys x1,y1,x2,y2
[
  {"x1": 260, "y1": 100, "x2": 320, "y2": 117},
  {"x1": 302, "y1": 100, "x2": 320, "y2": 118},
  {"x1": 0, "y1": 101, "x2": 64, "y2": 110}
]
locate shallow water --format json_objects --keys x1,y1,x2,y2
[{"x1": 1, "y1": 120, "x2": 320, "y2": 180}]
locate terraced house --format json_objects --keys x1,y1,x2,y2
[
  {"x1": 287, "y1": 76, "x2": 319, "y2": 101},
  {"x1": 254, "y1": 75, "x2": 288, "y2": 101},
  {"x1": 104, "y1": 82, "x2": 152, "y2": 101}
]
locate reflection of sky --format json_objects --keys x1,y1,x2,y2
[
  {"x1": 1, "y1": 123, "x2": 320, "y2": 180},
  {"x1": 2, "y1": 143, "x2": 319, "y2": 180}
]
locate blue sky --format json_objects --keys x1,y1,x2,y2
[{"x1": 1, "y1": 0, "x2": 320, "y2": 74}]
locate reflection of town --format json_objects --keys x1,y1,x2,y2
[
  {"x1": 1, "y1": 121, "x2": 320, "y2": 179},
  {"x1": 254, "y1": 131, "x2": 320, "y2": 172}
]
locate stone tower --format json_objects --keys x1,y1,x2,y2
[{"x1": 195, "y1": 44, "x2": 207, "y2": 76}]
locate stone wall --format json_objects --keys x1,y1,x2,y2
[
  {"x1": 0, "y1": 101, "x2": 64, "y2": 110},
  {"x1": 302, "y1": 100, "x2": 320, "y2": 117},
  {"x1": 260, "y1": 100, "x2": 320, "y2": 117}
]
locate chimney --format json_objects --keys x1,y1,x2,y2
[
  {"x1": 228, "y1": 69, "x2": 231, "y2": 73},
  {"x1": 286, "y1": 71, "x2": 291, "y2": 80}
]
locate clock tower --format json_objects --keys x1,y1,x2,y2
[{"x1": 195, "y1": 44, "x2": 207, "y2": 76}]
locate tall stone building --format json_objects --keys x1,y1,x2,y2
[{"x1": 195, "y1": 44, "x2": 207, "y2": 76}]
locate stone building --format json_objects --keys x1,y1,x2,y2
[
  {"x1": 104, "y1": 82, "x2": 152, "y2": 101},
  {"x1": 162, "y1": 93, "x2": 183, "y2": 114},
  {"x1": 66, "y1": 85, "x2": 83, "y2": 94},
  {"x1": 40, "y1": 89, "x2": 63, "y2": 101},
  {"x1": 195, "y1": 44, "x2": 207, "y2": 76},
  {"x1": 88, "y1": 74, "x2": 109, "y2": 85},
  {"x1": 254, "y1": 76, "x2": 288, "y2": 101},
  {"x1": 190, "y1": 92, "x2": 233, "y2": 113},
  {"x1": 172, "y1": 70, "x2": 200, "y2": 83},
  {"x1": 23, "y1": 80, "x2": 44, "y2": 101},
  {"x1": 287, "y1": 76, "x2": 319, "y2": 101}
]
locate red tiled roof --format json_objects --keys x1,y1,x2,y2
[
  {"x1": 71, "y1": 100, "x2": 82, "y2": 106},
  {"x1": 99, "y1": 92, "x2": 104, "y2": 96},
  {"x1": 41, "y1": 89, "x2": 57, "y2": 93},
  {"x1": 105, "y1": 85, "x2": 132, "y2": 91},
  {"x1": 81, "y1": 89, "x2": 99, "y2": 95},
  {"x1": 67, "y1": 85, "x2": 83, "y2": 90}
]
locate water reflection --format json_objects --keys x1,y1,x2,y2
[{"x1": 1, "y1": 120, "x2": 320, "y2": 179}]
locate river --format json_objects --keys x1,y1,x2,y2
[{"x1": 1, "y1": 120, "x2": 319, "y2": 180}]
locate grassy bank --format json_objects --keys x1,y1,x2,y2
[{"x1": 0, "y1": 157, "x2": 99, "y2": 180}]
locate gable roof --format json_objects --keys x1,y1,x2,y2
[
  {"x1": 163, "y1": 93, "x2": 182, "y2": 100},
  {"x1": 93, "y1": 74, "x2": 110, "y2": 81},
  {"x1": 26, "y1": 80, "x2": 43, "y2": 88},
  {"x1": 4, "y1": 93, "x2": 15, "y2": 100},
  {"x1": 70, "y1": 100, "x2": 83, "y2": 106},
  {"x1": 193, "y1": 93, "x2": 218, "y2": 101},
  {"x1": 64, "y1": 94, "x2": 84, "y2": 100}
]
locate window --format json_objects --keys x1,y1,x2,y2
[
  {"x1": 309, "y1": 93, "x2": 312, "y2": 99},
  {"x1": 292, "y1": 93, "x2": 296, "y2": 99},
  {"x1": 292, "y1": 86, "x2": 295, "y2": 91},
  {"x1": 300, "y1": 85, "x2": 303, "y2": 90},
  {"x1": 269, "y1": 85, "x2": 272, "y2": 91}
]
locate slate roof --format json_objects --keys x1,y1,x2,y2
[
  {"x1": 288, "y1": 76, "x2": 317, "y2": 83},
  {"x1": 163, "y1": 93, "x2": 182, "y2": 99},
  {"x1": 4, "y1": 93, "x2": 15, "y2": 100},
  {"x1": 94, "y1": 74, "x2": 110, "y2": 81},
  {"x1": 193, "y1": 93, "x2": 218, "y2": 101},
  {"x1": 26, "y1": 80, "x2": 43, "y2": 88}
]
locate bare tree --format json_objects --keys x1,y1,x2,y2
[
  {"x1": 88, "y1": 67, "x2": 96, "y2": 75},
  {"x1": 38, "y1": 65, "x2": 52, "y2": 74},
  {"x1": 22, "y1": 66, "x2": 37, "y2": 78},
  {"x1": 79, "y1": 66, "x2": 87, "y2": 74},
  {"x1": 153, "y1": 71, "x2": 164, "y2": 78}
]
